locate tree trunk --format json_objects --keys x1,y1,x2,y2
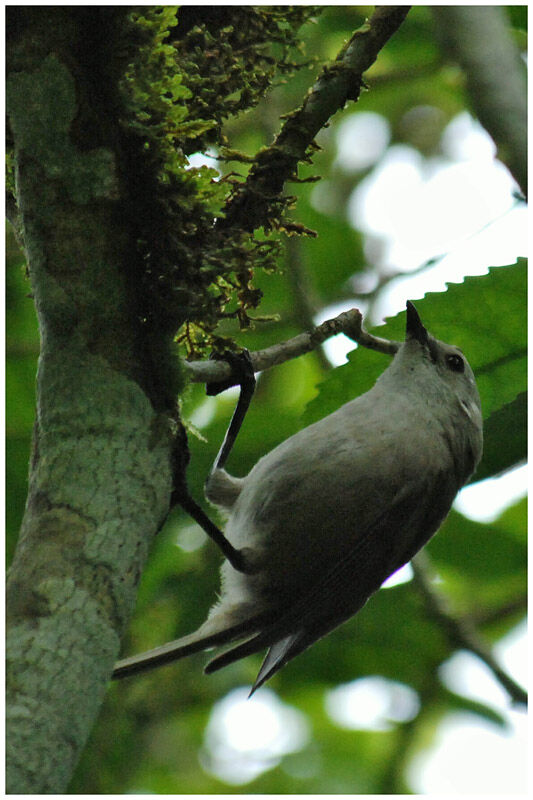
[
  {"x1": 431, "y1": 5, "x2": 527, "y2": 197},
  {"x1": 6, "y1": 10, "x2": 176, "y2": 792}
]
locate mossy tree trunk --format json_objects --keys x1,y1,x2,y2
[{"x1": 6, "y1": 11, "x2": 177, "y2": 792}]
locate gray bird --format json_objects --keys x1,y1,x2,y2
[{"x1": 113, "y1": 302, "x2": 483, "y2": 693}]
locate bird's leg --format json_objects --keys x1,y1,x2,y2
[
  {"x1": 179, "y1": 493, "x2": 251, "y2": 573},
  {"x1": 179, "y1": 350, "x2": 257, "y2": 574}
]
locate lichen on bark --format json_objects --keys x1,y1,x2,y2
[{"x1": 8, "y1": 54, "x2": 118, "y2": 204}]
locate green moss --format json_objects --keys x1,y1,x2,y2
[
  {"x1": 7, "y1": 8, "x2": 320, "y2": 366},
  {"x1": 115, "y1": 6, "x2": 319, "y2": 357}
]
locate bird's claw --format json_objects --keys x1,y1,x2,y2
[{"x1": 206, "y1": 349, "x2": 256, "y2": 396}]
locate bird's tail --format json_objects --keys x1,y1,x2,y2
[
  {"x1": 204, "y1": 629, "x2": 307, "y2": 695},
  {"x1": 112, "y1": 610, "x2": 272, "y2": 680}
]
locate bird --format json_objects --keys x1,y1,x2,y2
[{"x1": 113, "y1": 301, "x2": 483, "y2": 694}]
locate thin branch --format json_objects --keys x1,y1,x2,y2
[
  {"x1": 411, "y1": 552, "x2": 527, "y2": 708},
  {"x1": 471, "y1": 594, "x2": 527, "y2": 628},
  {"x1": 221, "y1": 6, "x2": 411, "y2": 232},
  {"x1": 184, "y1": 307, "x2": 399, "y2": 385}
]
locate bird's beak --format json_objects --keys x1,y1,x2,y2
[{"x1": 405, "y1": 301, "x2": 429, "y2": 346}]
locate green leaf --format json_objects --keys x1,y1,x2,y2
[
  {"x1": 427, "y1": 500, "x2": 527, "y2": 618},
  {"x1": 428, "y1": 506, "x2": 526, "y2": 583},
  {"x1": 475, "y1": 392, "x2": 527, "y2": 481}
]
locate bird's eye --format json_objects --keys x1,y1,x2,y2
[{"x1": 446, "y1": 354, "x2": 464, "y2": 373}]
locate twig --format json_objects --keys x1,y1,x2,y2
[
  {"x1": 411, "y1": 552, "x2": 527, "y2": 708},
  {"x1": 471, "y1": 595, "x2": 527, "y2": 628},
  {"x1": 184, "y1": 307, "x2": 400, "y2": 385}
]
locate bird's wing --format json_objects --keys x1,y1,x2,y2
[{"x1": 206, "y1": 475, "x2": 447, "y2": 692}]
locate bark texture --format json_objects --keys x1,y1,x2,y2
[{"x1": 6, "y1": 11, "x2": 174, "y2": 792}]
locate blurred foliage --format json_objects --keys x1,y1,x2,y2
[{"x1": 6, "y1": 5, "x2": 526, "y2": 795}]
